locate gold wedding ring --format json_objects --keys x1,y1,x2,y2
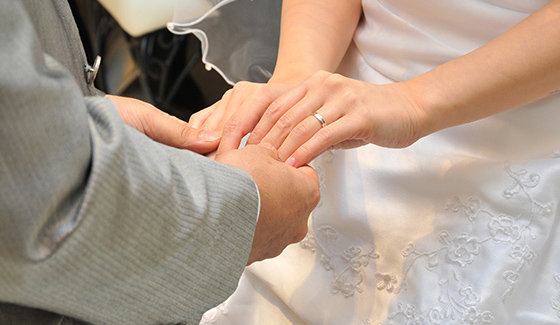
[{"x1": 311, "y1": 112, "x2": 327, "y2": 128}]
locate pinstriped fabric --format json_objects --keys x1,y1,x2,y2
[{"x1": 0, "y1": 1, "x2": 259, "y2": 324}]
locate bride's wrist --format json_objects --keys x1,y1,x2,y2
[
  {"x1": 396, "y1": 79, "x2": 438, "y2": 143},
  {"x1": 402, "y1": 71, "x2": 466, "y2": 139}
]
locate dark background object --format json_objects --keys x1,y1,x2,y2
[{"x1": 69, "y1": 0, "x2": 232, "y2": 121}]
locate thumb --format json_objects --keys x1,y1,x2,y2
[
  {"x1": 142, "y1": 110, "x2": 221, "y2": 153},
  {"x1": 109, "y1": 94, "x2": 221, "y2": 154},
  {"x1": 166, "y1": 117, "x2": 222, "y2": 154}
]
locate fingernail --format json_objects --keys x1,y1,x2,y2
[
  {"x1": 198, "y1": 130, "x2": 222, "y2": 142},
  {"x1": 286, "y1": 157, "x2": 297, "y2": 167},
  {"x1": 258, "y1": 142, "x2": 274, "y2": 149}
]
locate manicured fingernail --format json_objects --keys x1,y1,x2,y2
[
  {"x1": 286, "y1": 157, "x2": 297, "y2": 167},
  {"x1": 258, "y1": 142, "x2": 274, "y2": 149},
  {"x1": 198, "y1": 130, "x2": 222, "y2": 142}
]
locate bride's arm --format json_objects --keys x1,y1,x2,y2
[
  {"x1": 408, "y1": 0, "x2": 560, "y2": 136},
  {"x1": 269, "y1": 0, "x2": 362, "y2": 84},
  {"x1": 254, "y1": 0, "x2": 560, "y2": 166}
]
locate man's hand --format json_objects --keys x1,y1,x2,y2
[
  {"x1": 107, "y1": 95, "x2": 221, "y2": 154},
  {"x1": 215, "y1": 143, "x2": 320, "y2": 265}
]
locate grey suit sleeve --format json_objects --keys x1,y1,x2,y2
[{"x1": 0, "y1": 1, "x2": 259, "y2": 324}]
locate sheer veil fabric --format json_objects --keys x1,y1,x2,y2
[
  {"x1": 169, "y1": 0, "x2": 560, "y2": 324},
  {"x1": 167, "y1": 0, "x2": 281, "y2": 85}
]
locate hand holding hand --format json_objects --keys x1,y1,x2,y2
[
  {"x1": 246, "y1": 71, "x2": 427, "y2": 167},
  {"x1": 107, "y1": 95, "x2": 221, "y2": 154},
  {"x1": 188, "y1": 81, "x2": 296, "y2": 154},
  {"x1": 215, "y1": 143, "x2": 320, "y2": 265}
]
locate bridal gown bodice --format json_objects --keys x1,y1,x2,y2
[{"x1": 170, "y1": 0, "x2": 560, "y2": 324}]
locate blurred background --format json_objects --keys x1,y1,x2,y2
[{"x1": 69, "y1": 0, "x2": 232, "y2": 121}]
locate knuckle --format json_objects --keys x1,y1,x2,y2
[
  {"x1": 177, "y1": 122, "x2": 195, "y2": 142},
  {"x1": 231, "y1": 81, "x2": 253, "y2": 96},
  {"x1": 291, "y1": 122, "x2": 311, "y2": 139},
  {"x1": 222, "y1": 118, "x2": 241, "y2": 134},
  {"x1": 221, "y1": 88, "x2": 233, "y2": 100},
  {"x1": 312, "y1": 187, "x2": 321, "y2": 206},
  {"x1": 313, "y1": 70, "x2": 330, "y2": 80},
  {"x1": 293, "y1": 226, "x2": 309, "y2": 243},
  {"x1": 266, "y1": 100, "x2": 284, "y2": 117},
  {"x1": 315, "y1": 126, "x2": 334, "y2": 143},
  {"x1": 136, "y1": 110, "x2": 154, "y2": 134},
  {"x1": 323, "y1": 72, "x2": 341, "y2": 84},
  {"x1": 248, "y1": 128, "x2": 263, "y2": 142},
  {"x1": 232, "y1": 81, "x2": 249, "y2": 90},
  {"x1": 189, "y1": 110, "x2": 203, "y2": 119},
  {"x1": 295, "y1": 144, "x2": 313, "y2": 163},
  {"x1": 275, "y1": 114, "x2": 294, "y2": 132},
  {"x1": 322, "y1": 73, "x2": 350, "y2": 94}
]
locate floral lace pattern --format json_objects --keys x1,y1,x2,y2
[
  {"x1": 302, "y1": 161, "x2": 556, "y2": 323},
  {"x1": 400, "y1": 162, "x2": 552, "y2": 301},
  {"x1": 384, "y1": 272, "x2": 494, "y2": 325},
  {"x1": 300, "y1": 226, "x2": 379, "y2": 297}
]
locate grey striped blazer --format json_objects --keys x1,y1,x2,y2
[{"x1": 0, "y1": 1, "x2": 259, "y2": 324}]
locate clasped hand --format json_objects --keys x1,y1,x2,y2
[
  {"x1": 108, "y1": 94, "x2": 320, "y2": 265},
  {"x1": 190, "y1": 71, "x2": 428, "y2": 168},
  {"x1": 108, "y1": 69, "x2": 428, "y2": 264}
]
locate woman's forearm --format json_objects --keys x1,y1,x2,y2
[
  {"x1": 270, "y1": 0, "x2": 362, "y2": 85},
  {"x1": 407, "y1": 0, "x2": 560, "y2": 137}
]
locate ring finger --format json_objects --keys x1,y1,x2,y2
[{"x1": 274, "y1": 108, "x2": 335, "y2": 161}]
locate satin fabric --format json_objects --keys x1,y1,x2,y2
[{"x1": 171, "y1": 0, "x2": 560, "y2": 323}]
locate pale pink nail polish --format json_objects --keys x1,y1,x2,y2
[{"x1": 286, "y1": 157, "x2": 297, "y2": 167}]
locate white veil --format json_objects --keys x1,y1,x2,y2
[{"x1": 167, "y1": 0, "x2": 282, "y2": 85}]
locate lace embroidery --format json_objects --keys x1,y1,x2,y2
[
  {"x1": 398, "y1": 231, "x2": 490, "y2": 293},
  {"x1": 375, "y1": 272, "x2": 398, "y2": 293},
  {"x1": 384, "y1": 162, "x2": 553, "y2": 323},
  {"x1": 300, "y1": 226, "x2": 379, "y2": 297},
  {"x1": 304, "y1": 161, "x2": 554, "y2": 323},
  {"x1": 500, "y1": 163, "x2": 551, "y2": 300},
  {"x1": 390, "y1": 163, "x2": 552, "y2": 296},
  {"x1": 385, "y1": 271, "x2": 494, "y2": 324}
]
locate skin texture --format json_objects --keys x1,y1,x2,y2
[
  {"x1": 108, "y1": 95, "x2": 320, "y2": 265},
  {"x1": 186, "y1": 0, "x2": 560, "y2": 168},
  {"x1": 214, "y1": 143, "x2": 320, "y2": 265},
  {"x1": 187, "y1": 0, "x2": 362, "y2": 156},
  {"x1": 110, "y1": 0, "x2": 560, "y2": 261},
  {"x1": 108, "y1": 95, "x2": 222, "y2": 154}
]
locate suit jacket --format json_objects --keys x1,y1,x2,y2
[{"x1": 0, "y1": 1, "x2": 259, "y2": 324}]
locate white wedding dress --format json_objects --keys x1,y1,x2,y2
[{"x1": 169, "y1": 1, "x2": 560, "y2": 324}]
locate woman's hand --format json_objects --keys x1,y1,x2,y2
[
  {"x1": 185, "y1": 0, "x2": 361, "y2": 156},
  {"x1": 248, "y1": 0, "x2": 560, "y2": 169},
  {"x1": 246, "y1": 71, "x2": 428, "y2": 167},
  {"x1": 188, "y1": 80, "x2": 296, "y2": 154},
  {"x1": 107, "y1": 95, "x2": 222, "y2": 154}
]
